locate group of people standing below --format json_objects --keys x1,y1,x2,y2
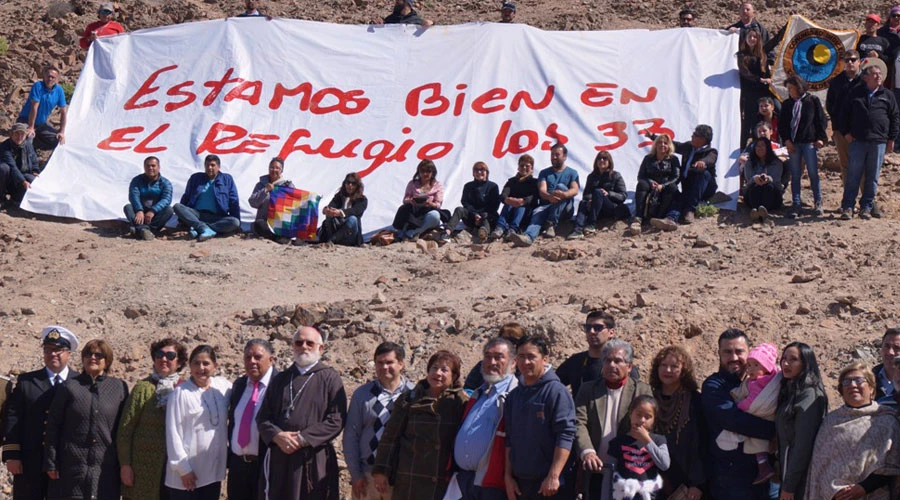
[{"x1": 5, "y1": 317, "x2": 900, "y2": 500}]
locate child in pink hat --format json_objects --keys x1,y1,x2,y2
[{"x1": 715, "y1": 342, "x2": 782, "y2": 484}]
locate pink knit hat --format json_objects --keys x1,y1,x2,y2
[{"x1": 748, "y1": 343, "x2": 779, "y2": 374}]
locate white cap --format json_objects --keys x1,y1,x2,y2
[{"x1": 41, "y1": 325, "x2": 79, "y2": 352}]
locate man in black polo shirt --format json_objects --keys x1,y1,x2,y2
[{"x1": 555, "y1": 310, "x2": 638, "y2": 398}]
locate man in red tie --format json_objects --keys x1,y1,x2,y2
[{"x1": 227, "y1": 339, "x2": 277, "y2": 500}]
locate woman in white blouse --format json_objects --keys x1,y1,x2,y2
[{"x1": 165, "y1": 345, "x2": 232, "y2": 500}]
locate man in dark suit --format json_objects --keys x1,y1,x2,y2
[
  {"x1": 2, "y1": 325, "x2": 78, "y2": 500},
  {"x1": 228, "y1": 339, "x2": 277, "y2": 500}
]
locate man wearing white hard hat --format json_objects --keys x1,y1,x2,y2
[{"x1": 1, "y1": 326, "x2": 78, "y2": 500}]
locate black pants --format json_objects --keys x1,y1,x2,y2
[
  {"x1": 168, "y1": 482, "x2": 221, "y2": 500},
  {"x1": 227, "y1": 453, "x2": 262, "y2": 500},
  {"x1": 745, "y1": 182, "x2": 783, "y2": 210},
  {"x1": 446, "y1": 206, "x2": 495, "y2": 233},
  {"x1": 253, "y1": 219, "x2": 277, "y2": 240},
  {"x1": 634, "y1": 180, "x2": 678, "y2": 220}
]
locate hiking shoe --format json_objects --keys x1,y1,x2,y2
[
  {"x1": 683, "y1": 211, "x2": 695, "y2": 224},
  {"x1": 584, "y1": 225, "x2": 598, "y2": 236},
  {"x1": 542, "y1": 225, "x2": 556, "y2": 238},
  {"x1": 840, "y1": 209, "x2": 852, "y2": 220},
  {"x1": 860, "y1": 209, "x2": 872, "y2": 220},
  {"x1": 757, "y1": 206, "x2": 768, "y2": 221},
  {"x1": 814, "y1": 201, "x2": 824, "y2": 217},
  {"x1": 489, "y1": 227, "x2": 504, "y2": 241},
  {"x1": 189, "y1": 228, "x2": 199, "y2": 239},
  {"x1": 477, "y1": 226, "x2": 489, "y2": 242},
  {"x1": 749, "y1": 207, "x2": 760, "y2": 221},
  {"x1": 139, "y1": 228, "x2": 155, "y2": 241},
  {"x1": 510, "y1": 233, "x2": 534, "y2": 247},
  {"x1": 650, "y1": 217, "x2": 678, "y2": 232},
  {"x1": 436, "y1": 231, "x2": 451, "y2": 243},
  {"x1": 197, "y1": 227, "x2": 217, "y2": 242},
  {"x1": 872, "y1": 202, "x2": 883, "y2": 218},
  {"x1": 566, "y1": 229, "x2": 584, "y2": 240},
  {"x1": 788, "y1": 207, "x2": 800, "y2": 219}
]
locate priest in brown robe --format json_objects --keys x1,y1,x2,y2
[{"x1": 257, "y1": 326, "x2": 347, "y2": 499}]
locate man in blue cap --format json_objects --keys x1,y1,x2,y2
[
  {"x1": 2, "y1": 326, "x2": 78, "y2": 500},
  {"x1": 500, "y1": 2, "x2": 516, "y2": 23}
]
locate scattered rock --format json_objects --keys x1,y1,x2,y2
[
  {"x1": 791, "y1": 273, "x2": 820, "y2": 283},
  {"x1": 374, "y1": 276, "x2": 389, "y2": 285},
  {"x1": 693, "y1": 235, "x2": 713, "y2": 248},
  {"x1": 683, "y1": 323, "x2": 703, "y2": 339},
  {"x1": 189, "y1": 248, "x2": 210, "y2": 259},
  {"x1": 123, "y1": 305, "x2": 143, "y2": 320},
  {"x1": 796, "y1": 304, "x2": 811, "y2": 315},
  {"x1": 77, "y1": 253, "x2": 88, "y2": 260},
  {"x1": 635, "y1": 293, "x2": 649, "y2": 307},
  {"x1": 443, "y1": 251, "x2": 467, "y2": 263},
  {"x1": 370, "y1": 291, "x2": 386, "y2": 305},
  {"x1": 532, "y1": 247, "x2": 586, "y2": 261},
  {"x1": 21, "y1": 307, "x2": 35, "y2": 316}
]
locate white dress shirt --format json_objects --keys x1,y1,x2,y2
[
  {"x1": 45, "y1": 366, "x2": 70, "y2": 384},
  {"x1": 229, "y1": 366, "x2": 273, "y2": 456},
  {"x1": 165, "y1": 376, "x2": 232, "y2": 489}
]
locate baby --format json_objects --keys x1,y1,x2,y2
[{"x1": 716, "y1": 342, "x2": 782, "y2": 485}]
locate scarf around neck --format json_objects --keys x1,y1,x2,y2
[{"x1": 151, "y1": 369, "x2": 181, "y2": 407}]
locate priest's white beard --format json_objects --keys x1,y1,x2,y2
[{"x1": 294, "y1": 350, "x2": 321, "y2": 368}]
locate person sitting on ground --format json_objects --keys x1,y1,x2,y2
[
  {"x1": 392, "y1": 159, "x2": 446, "y2": 241},
  {"x1": 173, "y1": 154, "x2": 241, "y2": 242},
  {"x1": 715, "y1": 343, "x2": 781, "y2": 486},
  {"x1": 805, "y1": 362, "x2": 900, "y2": 500},
  {"x1": 743, "y1": 137, "x2": 784, "y2": 221},
  {"x1": 381, "y1": 0, "x2": 434, "y2": 26},
  {"x1": 873, "y1": 328, "x2": 900, "y2": 404},
  {"x1": 666, "y1": 124, "x2": 719, "y2": 225},
  {"x1": 568, "y1": 151, "x2": 629, "y2": 240},
  {"x1": 510, "y1": 143, "x2": 580, "y2": 247},
  {"x1": 78, "y1": 3, "x2": 125, "y2": 50},
  {"x1": 124, "y1": 156, "x2": 174, "y2": 241},
  {"x1": 779, "y1": 75, "x2": 828, "y2": 219},
  {"x1": 318, "y1": 172, "x2": 368, "y2": 246},
  {"x1": 631, "y1": 133, "x2": 680, "y2": 235},
  {"x1": 678, "y1": 7, "x2": 697, "y2": 27},
  {"x1": 499, "y1": 2, "x2": 516, "y2": 23},
  {"x1": 0, "y1": 123, "x2": 40, "y2": 208},
  {"x1": 248, "y1": 157, "x2": 293, "y2": 241},
  {"x1": 439, "y1": 161, "x2": 500, "y2": 243},
  {"x1": 17, "y1": 67, "x2": 67, "y2": 151},
  {"x1": 858, "y1": 14, "x2": 890, "y2": 63},
  {"x1": 491, "y1": 154, "x2": 537, "y2": 241},
  {"x1": 237, "y1": 0, "x2": 264, "y2": 16}
]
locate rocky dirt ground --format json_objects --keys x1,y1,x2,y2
[{"x1": 0, "y1": 0, "x2": 899, "y2": 497}]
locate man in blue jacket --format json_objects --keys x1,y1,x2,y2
[
  {"x1": 174, "y1": 154, "x2": 242, "y2": 241},
  {"x1": 124, "y1": 156, "x2": 173, "y2": 240},
  {"x1": 701, "y1": 328, "x2": 777, "y2": 500},
  {"x1": 0, "y1": 123, "x2": 40, "y2": 208},
  {"x1": 504, "y1": 335, "x2": 576, "y2": 500}
]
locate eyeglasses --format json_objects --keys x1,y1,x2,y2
[
  {"x1": 841, "y1": 377, "x2": 867, "y2": 387},
  {"x1": 892, "y1": 14, "x2": 900, "y2": 18},
  {"x1": 153, "y1": 350, "x2": 178, "y2": 361},
  {"x1": 844, "y1": 58, "x2": 859, "y2": 63},
  {"x1": 293, "y1": 339, "x2": 318, "y2": 348},
  {"x1": 85, "y1": 352, "x2": 105, "y2": 360},
  {"x1": 583, "y1": 323, "x2": 608, "y2": 333},
  {"x1": 43, "y1": 345, "x2": 69, "y2": 354}
]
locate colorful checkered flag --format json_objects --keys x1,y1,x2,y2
[{"x1": 267, "y1": 186, "x2": 322, "y2": 241}]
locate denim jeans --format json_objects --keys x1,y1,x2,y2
[
  {"x1": 842, "y1": 140, "x2": 886, "y2": 211},
  {"x1": 523, "y1": 199, "x2": 573, "y2": 240},
  {"x1": 678, "y1": 169, "x2": 716, "y2": 214},
  {"x1": 787, "y1": 143, "x2": 821, "y2": 205},
  {"x1": 496, "y1": 204, "x2": 528, "y2": 233},
  {"x1": 124, "y1": 204, "x2": 174, "y2": 233},
  {"x1": 173, "y1": 203, "x2": 241, "y2": 234},
  {"x1": 574, "y1": 189, "x2": 630, "y2": 230},
  {"x1": 403, "y1": 209, "x2": 441, "y2": 238}
]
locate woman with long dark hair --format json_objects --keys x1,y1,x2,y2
[
  {"x1": 778, "y1": 75, "x2": 827, "y2": 219},
  {"x1": 391, "y1": 160, "x2": 446, "y2": 241},
  {"x1": 743, "y1": 137, "x2": 784, "y2": 221},
  {"x1": 568, "y1": 150, "x2": 630, "y2": 239},
  {"x1": 775, "y1": 342, "x2": 827, "y2": 500},
  {"x1": 738, "y1": 27, "x2": 774, "y2": 145},
  {"x1": 318, "y1": 172, "x2": 368, "y2": 246}
]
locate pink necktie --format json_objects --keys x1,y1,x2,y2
[{"x1": 237, "y1": 381, "x2": 259, "y2": 448}]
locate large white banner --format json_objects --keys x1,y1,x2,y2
[{"x1": 23, "y1": 19, "x2": 741, "y2": 231}]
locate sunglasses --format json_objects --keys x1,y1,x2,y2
[
  {"x1": 153, "y1": 350, "x2": 178, "y2": 361},
  {"x1": 841, "y1": 377, "x2": 867, "y2": 387},
  {"x1": 583, "y1": 324, "x2": 608, "y2": 333},
  {"x1": 892, "y1": 14, "x2": 900, "y2": 18},
  {"x1": 85, "y1": 352, "x2": 105, "y2": 360},
  {"x1": 99, "y1": 9, "x2": 113, "y2": 14},
  {"x1": 844, "y1": 58, "x2": 859, "y2": 62},
  {"x1": 294, "y1": 339, "x2": 318, "y2": 348}
]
